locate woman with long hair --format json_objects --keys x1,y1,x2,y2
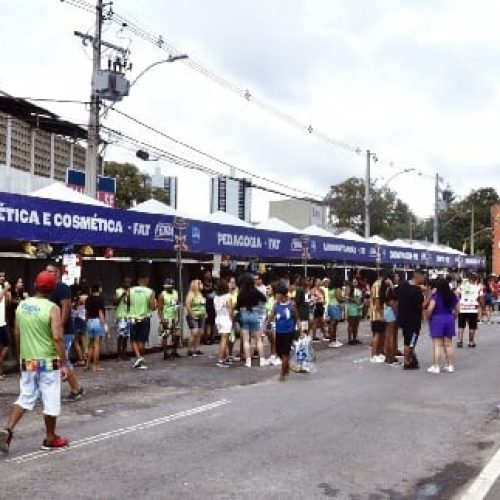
[
  {"x1": 327, "y1": 277, "x2": 344, "y2": 348},
  {"x1": 346, "y1": 278, "x2": 363, "y2": 345},
  {"x1": 185, "y1": 279, "x2": 206, "y2": 357},
  {"x1": 310, "y1": 278, "x2": 326, "y2": 341},
  {"x1": 214, "y1": 278, "x2": 233, "y2": 368},
  {"x1": 482, "y1": 278, "x2": 493, "y2": 322},
  {"x1": 383, "y1": 274, "x2": 399, "y2": 365},
  {"x1": 85, "y1": 283, "x2": 108, "y2": 372},
  {"x1": 235, "y1": 273, "x2": 267, "y2": 368},
  {"x1": 426, "y1": 278, "x2": 459, "y2": 374}
]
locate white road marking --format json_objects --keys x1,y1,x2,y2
[
  {"x1": 6, "y1": 399, "x2": 230, "y2": 464},
  {"x1": 461, "y1": 444, "x2": 500, "y2": 500}
]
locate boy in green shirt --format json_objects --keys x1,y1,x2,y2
[
  {"x1": 129, "y1": 272, "x2": 156, "y2": 370},
  {"x1": 157, "y1": 278, "x2": 180, "y2": 360}
]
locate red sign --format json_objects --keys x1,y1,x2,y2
[
  {"x1": 97, "y1": 191, "x2": 116, "y2": 207},
  {"x1": 67, "y1": 184, "x2": 85, "y2": 194},
  {"x1": 492, "y1": 205, "x2": 500, "y2": 275}
]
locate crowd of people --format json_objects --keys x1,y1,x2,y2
[{"x1": 0, "y1": 263, "x2": 497, "y2": 453}]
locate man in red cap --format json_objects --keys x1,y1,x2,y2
[{"x1": 0, "y1": 271, "x2": 69, "y2": 453}]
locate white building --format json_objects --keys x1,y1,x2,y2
[
  {"x1": 210, "y1": 176, "x2": 252, "y2": 222},
  {"x1": 151, "y1": 167, "x2": 178, "y2": 209},
  {"x1": 269, "y1": 198, "x2": 327, "y2": 229}
]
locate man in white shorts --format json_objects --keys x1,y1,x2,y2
[{"x1": 0, "y1": 271, "x2": 69, "y2": 453}]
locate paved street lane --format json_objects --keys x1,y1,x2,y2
[{"x1": 2, "y1": 321, "x2": 500, "y2": 499}]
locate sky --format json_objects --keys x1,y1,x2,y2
[{"x1": 2, "y1": 0, "x2": 500, "y2": 226}]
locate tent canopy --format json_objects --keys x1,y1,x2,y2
[
  {"x1": 302, "y1": 225, "x2": 335, "y2": 237},
  {"x1": 203, "y1": 211, "x2": 252, "y2": 227},
  {"x1": 337, "y1": 230, "x2": 366, "y2": 242},
  {"x1": 130, "y1": 199, "x2": 183, "y2": 217},
  {"x1": 256, "y1": 217, "x2": 299, "y2": 233},
  {"x1": 29, "y1": 182, "x2": 106, "y2": 207}
]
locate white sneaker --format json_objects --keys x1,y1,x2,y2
[
  {"x1": 259, "y1": 358, "x2": 268, "y2": 367},
  {"x1": 443, "y1": 365, "x2": 455, "y2": 373},
  {"x1": 427, "y1": 365, "x2": 440, "y2": 374},
  {"x1": 377, "y1": 354, "x2": 386, "y2": 362},
  {"x1": 328, "y1": 341, "x2": 343, "y2": 348},
  {"x1": 267, "y1": 356, "x2": 279, "y2": 366},
  {"x1": 370, "y1": 356, "x2": 384, "y2": 363},
  {"x1": 245, "y1": 359, "x2": 252, "y2": 368},
  {"x1": 133, "y1": 357, "x2": 144, "y2": 369}
]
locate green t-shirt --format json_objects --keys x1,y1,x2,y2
[
  {"x1": 128, "y1": 286, "x2": 153, "y2": 319},
  {"x1": 346, "y1": 288, "x2": 363, "y2": 317},
  {"x1": 328, "y1": 289, "x2": 340, "y2": 307},
  {"x1": 161, "y1": 290, "x2": 178, "y2": 321},
  {"x1": 265, "y1": 296, "x2": 275, "y2": 315},
  {"x1": 16, "y1": 297, "x2": 58, "y2": 363},
  {"x1": 115, "y1": 287, "x2": 129, "y2": 320},
  {"x1": 190, "y1": 294, "x2": 206, "y2": 318}
]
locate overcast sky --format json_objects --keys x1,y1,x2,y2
[{"x1": 2, "y1": 0, "x2": 499, "y2": 226}]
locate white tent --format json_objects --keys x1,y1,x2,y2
[
  {"x1": 256, "y1": 217, "x2": 299, "y2": 233},
  {"x1": 130, "y1": 199, "x2": 183, "y2": 217},
  {"x1": 368, "y1": 235, "x2": 391, "y2": 245},
  {"x1": 337, "y1": 230, "x2": 366, "y2": 242},
  {"x1": 203, "y1": 211, "x2": 252, "y2": 228},
  {"x1": 30, "y1": 182, "x2": 107, "y2": 207},
  {"x1": 302, "y1": 225, "x2": 335, "y2": 237}
]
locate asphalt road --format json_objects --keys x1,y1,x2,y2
[{"x1": 2, "y1": 319, "x2": 500, "y2": 499}]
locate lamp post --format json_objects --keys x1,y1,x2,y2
[
  {"x1": 130, "y1": 55, "x2": 189, "y2": 88},
  {"x1": 174, "y1": 217, "x2": 189, "y2": 342},
  {"x1": 300, "y1": 234, "x2": 310, "y2": 277}
]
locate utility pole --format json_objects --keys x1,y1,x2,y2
[
  {"x1": 433, "y1": 173, "x2": 440, "y2": 245},
  {"x1": 409, "y1": 215, "x2": 413, "y2": 243},
  {"x1": 364, "y1": 150, "x2": 378, "y2": 238},
  {"x1": 365, "y1": 150, "x2": 371, "y2": 238},
  {"x1": 470, "y1": 205, "x2": 475, "y2": 255},
  {"x1": 86, "y1": 0, "x2": 103, "y2": 199}
]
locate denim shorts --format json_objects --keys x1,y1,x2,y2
[
  {"x1": 87, "y1": 318, "x2": 105, "y2": 339},
  {"x1": 64, "y1": 334, "x2": 74, "y2": 369},
  {"x1": 15, "y1": 370, "x2": 61, "y2": 417},
  {"x1": 239, "y1": 309, "x2": 261, "y2": 334},
  {"x1": 327, "y1": 305, "x2": 342, "y2": 321},
  {"x1": 186, "y1": 316, "x2": 205, "y2": 331},
  {"x1": 116, "y1": 318, "x2": 131, "y2": 337},
  {"x1": 384, "y1": 307, "x2": 396, "y2": 323}
]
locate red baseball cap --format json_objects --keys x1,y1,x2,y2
[{"x1": 35, "y1": 271, "x2": 57, "y2": 292}]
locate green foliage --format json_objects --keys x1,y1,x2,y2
[
  {"x1": 103, "y1": 161, "x2": 170, "y2": 209},
  {"x1": 325, "y1": 177, "x2": 413, "y2": 240}
]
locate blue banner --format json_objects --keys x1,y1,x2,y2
[{"x1": 0, "y1": 191, "x2": 486, "y2": 269}]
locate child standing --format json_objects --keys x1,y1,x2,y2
[{"x1": 270, "y1": 284, "x2": 299, "y2": 381}]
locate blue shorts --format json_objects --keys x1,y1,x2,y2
[
  {"x1": 384, "y1": 307, "x2": 396, "y2": 323},
  {"x1": 327, "y1": 305, "x2": 342, "y2": 321},
  {"x1": 87, "y1": 318, "x2": 105, "y2": 339},
  {"x1": 186, "y1": 316, "x2": 205, "y2": 331},
  {"x1": 116, "y1": 318, "x2": 131, "y2": 337},
  {"x1": 239, "y1": 309, "x2": 261, "y2": 334},
  {"x1": 64, "y1": 334, "x2": 74, "y2": 369}
]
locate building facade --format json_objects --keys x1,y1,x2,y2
[
  {"x1": 0, "y1": 96, "x2": 87, "y2": 194},
  {"x1": 269, "y1": 198, "x2": 327, "y2": 229},
  {"x1": 151, "y1": 167, "x2": 178, "y2": 208},
  {"x1": 210, "y1": 176, "x2": 252, "y2": 222}
]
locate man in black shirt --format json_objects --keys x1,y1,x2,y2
[{"x1": 395, "y1": 269, "x2": 425, "y2": 370}]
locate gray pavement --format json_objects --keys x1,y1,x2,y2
[{"x1": 2, "y1": 320, "x2": 500, "y2": 499}]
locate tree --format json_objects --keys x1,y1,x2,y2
[
  {"x1": 325, "y1": 177, "x2": 414, "y2": 240},
  {"x1": 103, "y1": 161, "x2": 170, "y2": 209}
]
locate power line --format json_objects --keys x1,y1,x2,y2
[
  {"x1": 59, "y1": 0, "x2": 361, "y2": 155},
  {"x1": 102, "y1": 125, "x2": 325, "y2": 203},
  {"x1": 108, "y1": 107, "x2": 324, "y2": 199}
]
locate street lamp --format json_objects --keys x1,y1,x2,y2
[
  {"x1": 130, "y1": 54, "x2": 189, "y2": 88},
  {"x1": 378, "y1": 168, "x2": 416, "y2": 190}
]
